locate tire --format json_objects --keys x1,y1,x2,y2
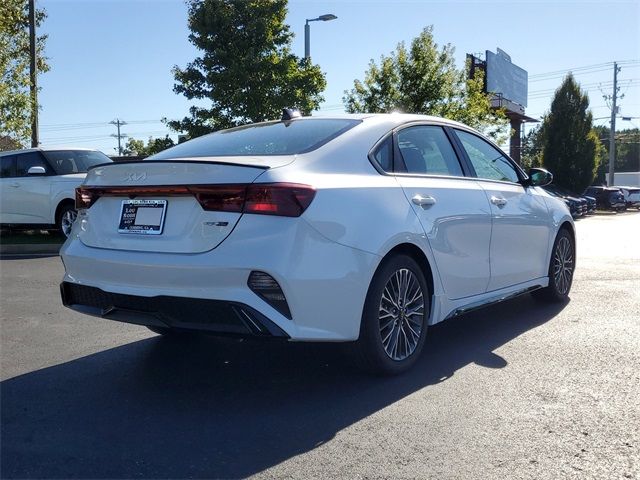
[
  {"x1": 354, "y1": 254, "x2": 430, "y2": 375},
  {"x1": 57, "y1": 203, "x2": 77, "y2": 238},
  {"x1": 532, "y1": 228, "x2": 575, "y2": 302}
]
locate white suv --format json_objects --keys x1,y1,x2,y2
[{"x1": 0, "y1": 147, "x2": 112, "y2": 236}]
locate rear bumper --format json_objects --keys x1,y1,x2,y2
[
  {"x1": 60, "y1": 215, "x2": 380, "y2": 341},
  {"x1": 61, "y1": 282, "x2": 288, "y2": 337}
]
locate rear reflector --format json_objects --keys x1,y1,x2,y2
[
  {"x1": 76, "y1": 183, "x2": 315, "y2": 218},
  {"x1": 247, "y1": 271, "x2": 292, "y2": 319}
]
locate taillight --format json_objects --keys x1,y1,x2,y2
[
  {"x1": 244, "y1": 183, "x2": 315, "y2": 217},
  {"x1": 75, "y1": 183, "x2": 315, "y2": 217},
  {"x1": 189, "y1": 185, "x2": 246, "y2": 213},
  {"x1": 76, "y1": 187, "x2": 98, "y2": 209}
]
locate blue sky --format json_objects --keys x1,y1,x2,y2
[{"x1": 37, "y1": 0, "x2": 640, "y2": 154}]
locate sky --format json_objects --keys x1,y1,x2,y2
[{"x1": 36, "y1": 0, "x2": 640, "y2": 154}]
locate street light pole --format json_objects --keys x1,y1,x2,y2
[
  {"x1": 305, "y1": 20, "x2": 311, "y2": 59},
  {"x1": 304, "y1": 14, "x2": 337, "y2": 60}
]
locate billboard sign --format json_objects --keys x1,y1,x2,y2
[{"x1": 486, "y1": 49, "x2": 528, "y2": 107}]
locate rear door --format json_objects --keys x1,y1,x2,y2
[
  {"x1": 452, "y1": 128, "x2": 551, "y2": 292},
  {"x1": 0, "y1": 155, "x2": 17, "y2": 223},
  {"x1": 390, "y1": 124, "x2": 492, "y2": 300}
]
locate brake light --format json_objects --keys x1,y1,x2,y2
[
  {"x1": 75, "y1": 183, "x2": 315, "y2": 217},
  {"x1": 76, "y1": 187, "x2": 97, "y2": 209},
  {"x1": 244, "y1": 183, "x2": 316, "y2": 217}
]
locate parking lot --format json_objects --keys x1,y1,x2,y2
[{"x1": 1, "y1": 212, "x2": 639, "y2": 479}]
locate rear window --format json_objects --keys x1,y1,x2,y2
[
  {"x1": 44, "y1": 150, "x2": 112, "y2": 174},
  {"x1": 149, "y1": 119, "x2": 361, "y2": 159}
]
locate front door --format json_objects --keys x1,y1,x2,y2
[{"x1": 452, "y1": 129, "x2": 551, "y2": 291}]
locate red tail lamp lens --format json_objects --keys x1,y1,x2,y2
[
  {"x1": 75, "y1": 183, "x2": 315, "y2": 217},
  {"x1": 244, "y1": 184, "x2": 316, "y2": 217},
  {"x1": 189, "y1": 185, "x2": 247, "y2": 213}
]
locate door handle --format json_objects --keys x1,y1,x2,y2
[
  {"x1": 412, "y1": 194, "x2": 436, "y2": 208},
  {"x1": 490, "y1": 195, "x2": 507, "y2": 208},
  {"x1": 10, "y1": 183, "x2": 20, "y2": 188}
]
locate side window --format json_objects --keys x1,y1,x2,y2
[
  {"x1": 370, "y1": 136, "x2": 393, "y2": 172},
  {"x1": 16, "y1": 152, "x2": 51, "y2": 177},
  {"x1": 455, "y1": 130, "x2": 519, "y2": 183},
  {"x1": 45, "y1": 151, "x2": 80, "y2": 174},
  {"x1": 397, "y1": 126, "x2": 463, "y2": 176},
  {"x1": 1, "y1": 155, "x2": 15, "y2": 178}
]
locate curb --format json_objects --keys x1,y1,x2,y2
[{"x1": 0, "y1": 243, "x2": 62, "y2": 255}]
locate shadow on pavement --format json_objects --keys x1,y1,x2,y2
[{"x1": 1, "y1": 295, "x2": 566, "y2": 479}]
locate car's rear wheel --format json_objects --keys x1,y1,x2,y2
[
  {"x1": 355, "y1": 254, "x2": 429, "y2": 375},
  {"x1": 533, "y1": 228, "x2": 575, "y2": 302},
  {"x1": 57, "y1": 204, "x2": 77, "y2": 237}
]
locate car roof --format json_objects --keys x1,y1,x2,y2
[
  {"x1": 0, "y1": 146, "x2": 100, "y2": 156},
  {"x1": 310, "y1": 112, "x2": 471, "y2": 129}
]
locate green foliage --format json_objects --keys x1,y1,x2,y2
[
  {"x1": 539, "y1": 74, "x2": 602, "y2": 192},
  {"x1": 123, "y1": 136, "x2": 176, "y2": 157},
  {"x1": 167, "y1": 0, "x2": 326, "y2": 138},
  {"x1": 593, "y1": 125, "x2": 639, "y2": 174},
  {"x1": 343, "y1": 26, "x2": 507, "y2": 140},
  {"x1": 0, "y1": 0, "x2": 49, "y2": 149},
  {"x1": 520, "y1": 125, "x2": 544, "y2": 170}
]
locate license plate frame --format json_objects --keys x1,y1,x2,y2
[{"x1": 118, "y1": 199, "x2": 167, "y2": 235}]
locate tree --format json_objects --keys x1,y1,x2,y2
[
  {"x1": 343, "y1": 26, "x2": 507, "y2": 139},
  {"x1": 539, "y1": 75, "x2": 602, "y2": 193},
  {"x1": 166, "y1": 0, "x2": 326, "y2": 138},
  {"x1": 593, "y1": 125, "x2": 639, "y2": 173},
  {"x1": 123, "y1": 135, "x2": 175, "y2": 157},
  {"x1": 520, "y1": 125, "x2": 544, "y2": 170},
  {"x1": 0, "y1": 0, "x2": 49, "y2": 149}
]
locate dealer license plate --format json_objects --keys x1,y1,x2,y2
[{"x1": 118, "y1": 199, "x2": 167, "y2": 235}]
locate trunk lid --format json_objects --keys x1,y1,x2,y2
[{"x1": 76, "y1": 159, "x2": 274, "y2": 253}]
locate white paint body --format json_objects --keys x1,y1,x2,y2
[{"x1": 61, "y1": 114, "x2": 574, "y2": 341}]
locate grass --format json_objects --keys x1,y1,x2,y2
[{"x1": 0, "y1": 229, "x2": 66, "y2": 245}]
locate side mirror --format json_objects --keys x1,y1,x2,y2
[
  {"x1": 527, "y1": 168, "x2": 553, "y2": 187},
  {"x1": 27, "y1": 166, "x2": 47, "y2": 176}
]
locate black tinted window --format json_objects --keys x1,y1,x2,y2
[
  {"x1": 16, "y1": 152, "x2": 51, "y2": 176},
  {"x1": 397, "y1": 126, "x2": 463, "y2": 176},
  {"x1": 455, "y1": 130, "x2": 519, "y2": 183},
  {"x1": 149, "y1": 119, "x2": 361, "y2": 159},
  {"x1": 371, "y1": 136, "x2": 393, "y2": 172},
  {"x1": 1, "y1": 155, "x2": 15, "y2": 178},
  {"x1": 44, "y1": 150, "x2": 112, "y2": 174}
]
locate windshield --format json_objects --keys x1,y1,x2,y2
[
  {"x1": 44, "y1": 150, "x2": 112, "y2": 174},
  {"x1": 149, "y1": 119, "x2": 361, "y2": 159}
]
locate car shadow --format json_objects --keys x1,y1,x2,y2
[{"x1": 1, "y1": 295, "x2": 567, "y2": 479}]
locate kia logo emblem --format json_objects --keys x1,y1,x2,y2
[{"x1": 123, "y1": 172, "x2": 147, "y2": 181}]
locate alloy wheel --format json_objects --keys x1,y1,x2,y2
[
  {"x1": 61, "y1": 209, "x2": 77, "y2": 237},
  {"x1": 379, "y1": 268, "x2": 425, "y2": 361},
  {"x1": 553, "y1": 236, "x2": 573, "y2": 295}
]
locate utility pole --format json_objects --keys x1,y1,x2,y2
[
  {"x1": 29, "y1": 0, "x2": 39, "y2": 147},
  {"x1": 608, "y1": 62, "x2": 621, "y2": 187},
  {"x1": 110, "y1": 119, "x2": 127, "y2": 155}
]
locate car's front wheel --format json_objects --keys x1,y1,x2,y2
[
  {"x1": 355, "y1": 254, "x2": 430, "y2": 375},
  {"x1": 533, "y1": 228, "x2": 575, "y2": 302}
]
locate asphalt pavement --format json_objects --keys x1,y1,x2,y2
[{"x1": 1, "y1": 212, "x2": 638, "y2": 479}]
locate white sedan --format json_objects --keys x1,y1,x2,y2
[{"x1": 60, "y1": 113, "x2": 575, "y2": 374}]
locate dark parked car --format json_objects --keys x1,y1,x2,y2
[
  {"x1": 618, "y1": 186, "x2": 640, "y2": 210},
  {"x1": 545, "y1": 184, "x2": 594, "y2": 214},
  {"x1": 542, "y1": 186, "x2": 585, "y2": 218},
  {"x1": 583, "y1": 186, "x2": 626, "y2": 211}
]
